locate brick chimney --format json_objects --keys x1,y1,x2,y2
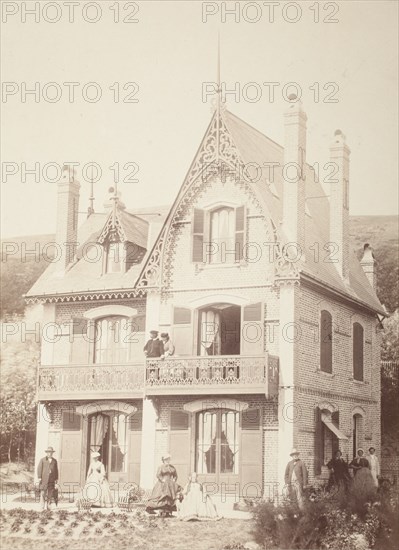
[
  {"x1": 55, "y1": 165, "x2": 80, "y2": 270},
  {"x1": 282, "y1": 95, "x2": 307, "y2": 254},
  {"x1": 360, "y1": 243, "x2": 377, "y2": 290},
  {"x1": 329, "y1": 129, "x2": 350, "y2": 279}
]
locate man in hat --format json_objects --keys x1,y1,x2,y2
[
  {"x1": 284, "y1": 448, "x2": 308, "y2": 509},
  {"x1": 368, "y1": 446, "x2": 380, "y2": 487},
  {"x1": 37, "y1": 446, "x2": 59, "y2": 510},
  {"x1": 144, "y1": 330, "x2": 164, "y2": 358}
]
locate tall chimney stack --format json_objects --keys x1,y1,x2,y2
[
  {"x1": 329, "y1": 130, "x2": 350, "y2": 279},
  {"x1": 360, "y1": 243, "x2": 377, "y2": 290},
  {"x1": 282, "y1": 95, "x2": 307, "y2": 254},
  {"x1": 55, "y1": 165, "x2": 80, "y2": 271}
]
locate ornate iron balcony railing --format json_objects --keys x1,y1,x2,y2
[
  {"x1": 37, "y1": 363, "x2": 145, "y2": 400},
  {"x1": 145, "y1": 355, "x2": 279, "y2": 396}
]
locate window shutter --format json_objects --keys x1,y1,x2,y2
[
  {"x1": 353, "y1": 323, "x2": 364, "y2": 381},
  {"x1": 240, "y1": 408, "x2": 262, "y2": 497},
  {"x1": 314, "y1": 407, "x2": 322, "y2": 475},
  {"x1": 128, "y1": 411, "x2": 142, "y2": 484},
  {"x1": 70, "y1": 319, "x2": 90, "y2": 365},
  {"x1": 170, "y1": 410, "x2": 190, "y2": 430},
  {"x1": 172, "y1": 307, "x2": 193, "y2": 356},
  {"x1": 62, "y1": 411, "x2": 81, "y2": 431},
  {"x1": 128, "y1": 410, "x2": 143, "y2": 431},
  {"x1": 169, "y1": 410, "x2": 191, "y2": 483},
  {"x1": 320, "y1": 311, "x2": 332, "y2": 373},
  {"x1": 192, "y1": 208, "x2": 205, "y2": 263},
  {"x1": 235, "y1": 205, "x2": 245, "y2": 262},
  {"x1": 241, "y1": 303, "x2": 264, "y2": 355}
]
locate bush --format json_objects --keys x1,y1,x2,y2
[{"x1": 251, "y1": 481, "x2": 398, "y2": 550}]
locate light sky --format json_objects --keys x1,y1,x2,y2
[{"x1": 1, "y1": 0, "x2": 398, "y2": 238}]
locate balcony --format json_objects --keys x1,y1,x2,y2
[
  {"x1": 37, "y1": 363, "x2": 145, "y2": 401},
  {"x1": 145, "y1": 355, "x2": 279, "y2": 396}
]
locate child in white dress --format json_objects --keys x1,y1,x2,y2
[{"x1": 178, "y1": 472, "x2": 221, "y2": 521}]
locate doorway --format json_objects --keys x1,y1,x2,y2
[{"x1": 198, "y1": 304, "x2": 241, "y2": 356}]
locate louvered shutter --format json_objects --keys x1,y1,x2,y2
[
  {"x1": 240, "y1": 408, "x2": 263, "y2": 497},
  {"x1": 169, "y1": 410, "x2": 191, "y2": 484},
  {"x1": 353, "y1": 323, "x2": 364, "y2": 381},
  {"x1": 172, "y1": 307, "x2": 193, "y2": 356},
  {"x1": 320, "y1": 311, "x2": 332, "y2": 373},
  {"x1": 70, "y1": 318, "x2": 90, "y2": 365},
  {"x1": 235, "y1": 205, "x2": 245, "y2": 262},
  {"x1": 59, "y1": 414, "x2": 83, "y2": 489},
  {"x1": 241, "y1": 303, "x2": 264, "y2": 355},
  {"x1": 192, "y1": 208, "x2": 205, "y2": 263},
  {"x1": 314, "y1": 407, "x2": 322, "y2": 475},
  {"x1": 128, "y1": 410, "x2": 142, "y2": 484}
]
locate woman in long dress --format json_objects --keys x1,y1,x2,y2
[
  {"x1": 349, "y1": 448, "x2": 376, "y2": 494},
  {"x1": 178, "y1": 472, "x2": 220, "y2": 521},
  {"x1": 146, "y1": 453, "x2": 178, "y2": 517},
  {"x1": 82, "y1": 452, "x2": 113, "y2": 507}
]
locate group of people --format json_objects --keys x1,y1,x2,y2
[
  {"x1": 144, "y1": 330, "x2": 175, "y2": 358},
  {"x1": 36, "y1": 448, "x2": 220, "y2": 521},
  {"x1": 284, "y1": 446, "x2": 381, "y2": 510}
]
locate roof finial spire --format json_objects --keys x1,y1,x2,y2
[
  {"x1": 216, "y1": 31, "x2": 224, "y2": 161},
  {"x1": 87, "y1": 166, "x2": 95, "y2": 217}
]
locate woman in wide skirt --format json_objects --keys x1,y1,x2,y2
[
  {"x1": 82, "y1": 452, "x2": 113, "y2": 507},
  {"x1": 178, "y1": 472, "x2": 220, "y2": 521},
  {"x1": 146, "y1": 453, "x2": 179, "y2": 516}
]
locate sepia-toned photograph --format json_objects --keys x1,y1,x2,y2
[{"x1": 1, "y1": 1, "x2": 398, "y2": 549}]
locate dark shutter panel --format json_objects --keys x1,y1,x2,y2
[
  {"x1": 169, "y1": 410, "x2": 191, "y2": 483},
  {"x1": 241, "y1": 303, "x2": 264, "y2": 355},
  {"x1": 172, "y1": 307, "x2": 193, "y2": 356},
  {"x1": 59, "y1": 430, "x2": 83, "y2": 490},
  {"x1": 314, "y1": 407, "x2": 322, "y2": 475},
  {"x1": 240, "y1": 408, "x2": 262, "y2": 497},
  {"x1": 353, "y1": 323, "x2": 364, "y2": 381},
  {"x1": 70, "y1": 319, "x2": 90, "y2": 365},
  {"x1": 192, "y1": 208, "x2": 205, "y2": 262},
  {"x1": 320, "y1": 311, "x2": 332, "y2": 373},
  {"x1": 170, "y1": 410, "x2": 190, "y2": 430},
  {"x1": 128, "y1": 410, "x2": 143, "y2": 431},
  {"x1": 62, "y1": 411, "x2": 81, "y2": 431},
  {"x1": 235, "y1": 206, "x2": 245, "y2": 262},
  {"x1": 331, "y1": 411, "x2": 340, "y2": 455}
]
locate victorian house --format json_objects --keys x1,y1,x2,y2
[{"x1": 27, "y1": 97, "x2": 384, "y2": 501}]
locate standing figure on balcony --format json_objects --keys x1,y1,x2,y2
[
  {"x1": 160, "y1": 333, "x2": 175, "y2": 358},
  {"x1": 82, "y1": 452, "x2": 113, "y2": 507},
  {"x1": 146, "y1": 453, "x2": 179, "y2": 517},
  {"x1": 144, "y1": 330, "x2": 164, "y2": 358}
]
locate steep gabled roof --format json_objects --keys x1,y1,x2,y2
[{"x1": 25, "y1": 206, "x2": 168, "y2": 299}]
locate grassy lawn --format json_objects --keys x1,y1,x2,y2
[{"x1": 0, "y1": 509, "x2": 254, "y2": 550}]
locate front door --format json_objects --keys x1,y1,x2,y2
[
  {"x1": 88, "y1": 412, "x2": 129, "y2": 484},
  {"x1": 196, "y1": 409, "x2": 240, "y2": 491}
]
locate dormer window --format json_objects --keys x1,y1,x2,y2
[
  {"x1": 192, "y1": 205, "x2": 246, "y2": 264},
  {"x1": 105, "y1": 241, "x2": 125, "y2": 273}
]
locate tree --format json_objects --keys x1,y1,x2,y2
[{"x1": 0, "y1": 337, "x2": 38, "y2": 467}]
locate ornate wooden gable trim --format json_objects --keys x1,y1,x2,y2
[
  {"x1": 136, "y1": 111, "x2": 278, "y2": 291},
  {"x1": 97, "y1": 209, "x2": 125, "y2": 244}
]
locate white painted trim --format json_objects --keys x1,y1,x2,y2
[
  {"x1": 351, "y1": 406, "x2": 366, "y2": 417},
  {"x1": 202, "y1": 200, "x2": 239, "y2": 211},
  {"x1": 183, "y1": 398, "x2": 249, "y2": 413},
  {"x1": 317, "y1": 401, "x2": 338, "y2": 413},
  {"x1": 75, "y1": 401, "x2": 137, "y2": 417},
  {"x1": 83, "y1": 305, "x2": 138, "y2": 320},
  {"x1": 185, "y1": 293, "x2": 250, "y2": 309}
]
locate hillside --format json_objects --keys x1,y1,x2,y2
[{"x1": 1, "y1": 216, "x2": 398, "y2": 317}]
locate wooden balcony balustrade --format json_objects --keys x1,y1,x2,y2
[
  {"x1": 37, "y1": 363, "x2": 145, "y2": 400},
  {"x1": 37, "y1": 355, "x2": 279, "y2": 400},
  {"x1": 145, "y1": 355, "x2": 279, "y2": 396}
]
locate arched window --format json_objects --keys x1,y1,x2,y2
[
  {"x1": 320, "y1": 310, "x2": 333, "y2": 373},
  {"x1": 94, "y1": 316, "x2": 130, "y2": 364},
  {"x1": 210, "y1": 207, "x2": 235, "y2": 264},
  {"x1": 353, "y1": 323, "x2": 364, "y2": 381}
]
